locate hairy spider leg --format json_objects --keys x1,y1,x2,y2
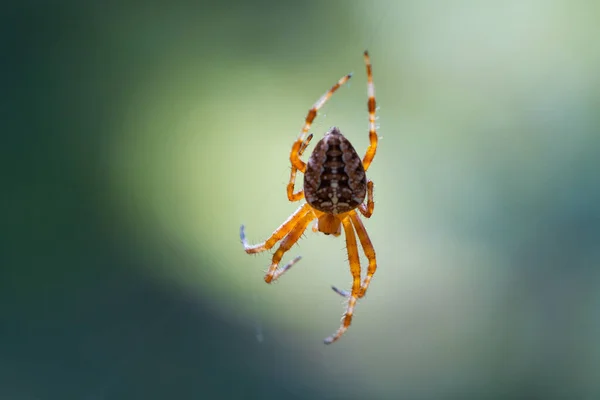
[
  {"x1": 298, "y1": 133, "x2": 313, "y2": 156},
  {"x1": 287, "y1": 73, "x2": 353, "y2": 200},
  {"x1": 287, "y1": 133, "x2": 313, "y2": 201},
  {"x1": 324, "y1": 215, "x2": 362, "y2": 344},
  {"x1": 361, "y1": 50, "x2": 378, "y2": 172},
  {"x1": 265, "y1": 210, "x2": 315, "y2": 283},
  {"x1": 351, "y1": 212, "x2": 377, "y2": 298},
  {"x1": 331, "y1": 211, "x2": 377, "y2": 299},
  {"x1": 240, "y1": 203, "x2": 312, "y2": 254}
]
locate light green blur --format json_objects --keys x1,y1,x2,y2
[{"x1": 104, "y1": 1, "x2": 600, "y2": 397}]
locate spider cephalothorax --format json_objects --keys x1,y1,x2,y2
[{"x1": 240, "y1": 51, "x2": 379, "y2": 344}]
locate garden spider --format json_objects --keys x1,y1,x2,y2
[{"x1": 240, "y1": 51, "x2": 378, "y2": 344}]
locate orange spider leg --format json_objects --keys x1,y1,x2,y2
[
  {"x1": 361, "y1": 50, "x2": 378, "y2": 172},
  {"x1": 289, "y1": 72, "x2": 353, "y2": 176},
  {"x1": 287, "y1": 133, "x2": 314, "y2": 202},
  {"x1": 240, "y1": 203, "x2": 311, "y2": 254},
  {"x1": 265, "y1": 210, "x2": 316, "y2": 283},
  {"x1": 358, "y1": 180, "x2": 375, "y2": 218},
  {"x1": 332, "y1": 210, "x2": 377, "y2": 299},
  {"x1": 324, "y1": 215, "x2": 361, "y2": 344},
  {"x1": 350, "y1": 212, "x2": 377, "y2": 298},
  {"x1": 298, "y1": 133, "x2": 313, "y2": 155}
]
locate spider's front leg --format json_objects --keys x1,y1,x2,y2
[
  {"x1": 361, "y1": 50, "x2": 378, "y2": 172},
  {"x1": 289, "y1": 72, "x2": 353, "y2": 201}
]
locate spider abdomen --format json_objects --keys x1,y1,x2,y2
[{"x1": 303, "y1": 127, "x2": 366, "y2": 215}]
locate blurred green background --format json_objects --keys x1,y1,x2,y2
[{"x1": 3, "y1": 0, "x2": 600, "y2": 399}]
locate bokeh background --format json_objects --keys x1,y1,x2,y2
[{"x1": 3, "y1": 0, "x2": 600, "y2": 399}]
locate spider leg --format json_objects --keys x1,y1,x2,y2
[
  {"x1": 331, "y1": 212, "x2": 377, "y2": 299},
  {"x1": 324, "y1": 216, "x2": 361, "y2": 344},
  {"x1": 351, "y1": 212, "x2": 377, "y2": 298},
  {"x1": 298, "y1": 133, "x2": 313, "y2": 155},
  {"x1": 361, "y1": 50, "x2": 378, "y2": 172},
  {"x1": 240, "y1": 203, "x2": 311, "y2": 254},
  {"x1": 265, "y1": 210, "x2": 315, "y2": 283},
  {"x1": 287, "y1": 134, "x2": 313, "y2": 202},
  {"x1": 358, "y1": 180, "x2": 375, "y2": 218},
  {"x1": 331, "y1": 286, "x2": 350, "y2": 297},
  {"x1": 290, "y1": 73, "x2": 353, "y2": 174}
]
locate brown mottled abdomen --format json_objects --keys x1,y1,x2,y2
[{"x1": 303, "y1": 127, "x2": 366, "y2": 215}]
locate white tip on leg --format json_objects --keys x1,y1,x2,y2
[
  {"x1": 331, "y1": 285, "x2": 350, "y2": 297},
  {"x1": 240, "y1": 225, "x2": 246, "y2": 243}
]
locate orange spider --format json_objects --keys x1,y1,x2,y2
[{"x1": 240, "y1": 51, "x2": 378, "y2": 344}]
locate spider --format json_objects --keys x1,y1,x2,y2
[{"x1": 240, "y1": 51, "x2": 378, "y2": 344}]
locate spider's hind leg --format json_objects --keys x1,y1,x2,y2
[
  {"x1": 264, "y1": 211, "x2": 315, "y2": 283},
  {"x1": 324, "y1": 216, "x2": 361, "y2": 344},
  {"x1": 241, "y1": 203, "x2": 311, "y2": 254},
  {"x1": 331, "y1": 212, "x2": 377, "y2": 300},
  {"x1": 351, "y1": 212, "x2": 377, "y2": 298}
]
